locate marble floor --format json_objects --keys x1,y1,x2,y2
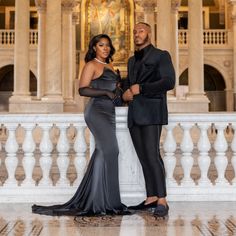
[{"x1": 0, "y1": 202, "x2": 236, "y2": 236}]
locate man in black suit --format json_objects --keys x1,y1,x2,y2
[{"x1": 122, "y1": 22, "x2": 175, "y2": 217}]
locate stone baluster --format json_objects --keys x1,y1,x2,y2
[
  {"x1": 163, "y1": 123, "x2": 177, "y2": 187},
  {"x1": 56, "y1": 123, "x2": 70, "y2": 186},
  {"x1": 4, "y1": 124, "x2": 19, "y2": 186},
  {"x1": 180, "y1": 123, "x2": 194, "y2": 186},
  {"x1": 73, "y1": 124, "x2": 87, "y2": 186},
  {"x1": 213, "y1": 123, "x2": 229, "y2": 185},
  {"x1": 197, "y1": 123, "x2": 212, "y2": 186},
  {"x1": 38, "y1": 124, "x2": 53, "y2": 186},
  {"x1": 21, "y1": 124, "x2": 36, "y2": 186},
  {"x1": 230, "y1": 124, "x2": 236, "y2": 185}
]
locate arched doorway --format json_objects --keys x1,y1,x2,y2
[
  {"x1": 0, "y1": 65, "x2": 37, "y2": 111},
  {"x1": 179, "y1": 64, "x2": 226, "y2": 111}
]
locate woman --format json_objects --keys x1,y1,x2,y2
[{"x1": 32, "y1": 34, "x2": 128, "y2": 216}]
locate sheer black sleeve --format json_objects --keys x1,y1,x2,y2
[{"x1": 79, "y1": 87, "x2": 115, "y2": 100}]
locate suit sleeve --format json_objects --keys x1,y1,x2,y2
[
  {"x1": 140, "y1": 51, "x2": 175, "y2": 96},
  {"x1": 122, "y1": 59, "x2": 131, "y2": 92}
]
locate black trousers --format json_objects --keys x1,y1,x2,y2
[{"x1": 129, "y1": 124, "x2": 166, "y2": 198}]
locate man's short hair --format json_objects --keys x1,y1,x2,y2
[{"x1": 135, "y1": 22, "x2": 151, "y2": 32}]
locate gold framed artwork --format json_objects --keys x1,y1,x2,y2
[{"x1": 85, "y1": 0, "x2": 131, "y2": 64}]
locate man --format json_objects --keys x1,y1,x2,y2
[{"x1": 122, "y1": 22, "x2": 175, "y2": 217}]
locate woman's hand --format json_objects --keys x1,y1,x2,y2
[
  {"x1": 106, "y1": 91, "x2": 116, "y2": 100},
  {"x1": 122, "y1": 89, "x2": 133, "y2": 101}
]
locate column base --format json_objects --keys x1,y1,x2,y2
[
  {"x1": 9, "y1": 96, "x2": 64, "y2": 113},
  {"x1": 63, "y1": 98, "x2": 77, "y2": 112},
  {"x1": 168, "y1": 95, "x2": 209, "y2": 112}
]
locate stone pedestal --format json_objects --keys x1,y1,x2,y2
[{"x1": 9, "y1": 97, "x2": 64, "y2": 113}]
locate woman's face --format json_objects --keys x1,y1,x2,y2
[{"x1": 94, "y1": 38, "x2": 111, "y2": 60}]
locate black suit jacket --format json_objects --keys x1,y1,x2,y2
[{"x1": 125, "y1": 44, "x2": 175, "y2": 128}]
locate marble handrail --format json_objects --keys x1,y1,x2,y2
[{"x1": 0, "y1": 110, "x2": 236, "y2": 203}]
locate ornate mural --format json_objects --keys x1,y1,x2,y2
[{"x1": 85, "y1": 0, "x2": 131, "y2": 64}]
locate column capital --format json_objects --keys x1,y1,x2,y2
[
  {"x1": 228, "y1": 0, "x2": 236, "y2": 20},
  {"x1": 35, "y1": 0, "x2": 47, "y2": 12},
  {"x1": 171, "y1": 0, "x2": 181, "y2": 11},
  {"x1": 62, "y1": 0, "x2": 79, "y2": 12},
  {"x1": 140, "y1": 1, "x2": 156, "y2": 12}
]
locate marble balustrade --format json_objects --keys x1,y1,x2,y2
[
  {"x1": 0, "y1": 108, "x2": 236, "y2": 203},
  {"x1": 0, "y1": 29, "x2": 230, "y2": 47}
]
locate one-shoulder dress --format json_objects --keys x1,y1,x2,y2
[{"x1": 32, "y1": 67, "x2": 126, "y2": 216}]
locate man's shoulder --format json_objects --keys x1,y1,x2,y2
[{"x1": 152, "y1": 46, "x2": 169, "y2": 54}]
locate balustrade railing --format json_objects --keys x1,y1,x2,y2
[
  {"x1": 0, "y1": 29, "x2": 230, "y2": 48},
  {"x1": 0, "y1": 30, "x2": 38, "y2": 47},
  {"x1": 178, "y1": 29, "x2": 229, "y2": 46},
  {"x1": 0, "y1": 109, "x2": 236, "y2": 203}
]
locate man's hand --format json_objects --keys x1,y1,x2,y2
[
  {"x1": 122, "y1": 89, "x2": 133, "y2": 101},
  {"x1": 130, "y1": 84, "x2": 140, "y2": 95}
]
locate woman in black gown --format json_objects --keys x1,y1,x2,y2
[{"x1": 32, "y1": 34, "x2": 128, "y2": 216}]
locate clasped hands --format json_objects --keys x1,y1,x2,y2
[{"x1": 122, "y1": 84, "x2": 140, "y2": 102}]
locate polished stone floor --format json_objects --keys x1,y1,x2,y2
[{"x1": 0, "y1": 202, "x2": 236, "y2": 236}]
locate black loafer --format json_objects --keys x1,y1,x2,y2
[
  {"x1": 128, "y1": 200, "x2": 157, "y2": 211},
  {"x1": 153, "y1": 204, "x2": 169, "y2": 217}
]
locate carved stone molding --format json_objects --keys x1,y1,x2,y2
[
  {"x1": 140, "y1": 0, "x2": 156, "y2": 12},
  {"x1": 35, "y1": 0, "x2": 46, "y2": 11},
  {"x1": 62, "y1": 0, "x2": 79, "y2": 11}
]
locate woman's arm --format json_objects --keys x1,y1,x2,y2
[{"x1": 78, "y1": 63, "x2": 115, "y2": 99}]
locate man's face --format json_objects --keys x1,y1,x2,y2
[{"x1": 133, "y1": 24, "x2": 150, "y2": 47}]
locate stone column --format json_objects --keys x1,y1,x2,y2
[
  {"x1": 187, "y1": 0, "x2": 209, "y2": 111},
  {"x1": 62, "y1": 0, "x2": 78, "y2": 111},
  {"x1": 9, "y1": 0, "x2": 30, "y2": 111},
  {"x1": 229, "y1": 0, "x2": 236, "y2": 110},
  {"x1": 72, "y1": 12, "x2": 79, "y2": 85},
  {"x1": 35, "y1": 0, "x2": 46, "y2": 99},
  {"x1": 141, "y1": 1, "x2": 156, "y2": 45},
  {"x1": 156, "y1": 0, "x2": 171, "y2": 52},
  {"x1": 168, "y1": 0, "x2": 209, "y2": 112},
  {"x1": 171, "y1": 0, "x2": 181, "y2": 88},
  {"x1": 45, "y1": 0, "x2": 63, "y2": 99},
  {"x1": 188, "y1": 0, "x2": 204, "y2": 97}
]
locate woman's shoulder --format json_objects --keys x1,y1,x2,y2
[{"x1": 83, "y1": 60, "x2": 97, "y2": 71}]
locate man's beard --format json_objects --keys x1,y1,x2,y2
[{"x1": 136, "y1": 34, "x2": 149, "y2": 46}]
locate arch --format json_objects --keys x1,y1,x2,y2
[
  {"x1": 0, "y1": 58, "x2": 14, "y2": 70},
  {"x1": 0, "y1": 64, "x2": 37, "y2": 92},
  {"x1": 179, "y1": 59, "x2": 231, "y2": 90},
  {"x1": 179, "y1": 64, "x2": 227, "y2": 111},
  {"x1": 80, "y1": 0, "x2": 135, "y2": 52},
  {"x1": 179, "y1": 64, "x2": 226, "y2": 91}
]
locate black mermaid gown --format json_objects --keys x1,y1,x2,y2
[{"x1": 32, "y1": 67, "x2": 126, "y2": 216}]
